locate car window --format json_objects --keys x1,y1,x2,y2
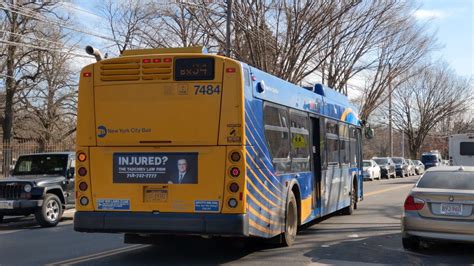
[
  {"x1": 392, "y1": 158, "x2": 403, "y2": 164},
  {"x1": 363, "y1": 161, "x2": 371, "y2": 167},
  {"x1": 417, "y1": 171, "x2": 474, "y2": 190},
  {"x1": 373, "y1": 158, "x2": 387, "y2": 164}
]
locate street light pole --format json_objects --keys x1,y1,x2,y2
[
  {"x1": 388, "y1": 63, "x2": 393, "y2": 157},
  {"x1": 226, "y1": 0, "x2": 232, "y2": 57}
]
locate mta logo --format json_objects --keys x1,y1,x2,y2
[{"x1": 97, "y1": 125, "x2": 107, "y2": 138}]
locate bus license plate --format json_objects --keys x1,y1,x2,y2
[
  {"x1": 440, "y1": 203, "x2": 463, "y2": 216},
  {"x1": 0, "y1": 200, "x2": 14, "y2": 209},
  {"x1": 144, "y1": 188, "x2": 168, "y2": 203}
]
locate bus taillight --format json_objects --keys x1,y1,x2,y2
[
  {"x1": 230, "y1": 167, "x2": 240, "y2": 178},
  {"x1": 228, "y1": 198, "x2": 238, "y2": 208},
  {"x1": 230, "y1": 151, "x2": 241, "y2": 162},
  {"x1": 229, "y1": 182, "x2": 239, "y2": 193},
  {"x1": 77, "y1": 152, "x2": 87, "y2": 162},
  {"x1": 78, "y1": 167, "x2": 87, "y2": 177}
]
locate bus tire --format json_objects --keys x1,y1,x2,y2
[
  {"x1": 35, "y1": 194, "x2": 62, "y2": 227},
  {"x1": 341, "y1": 181, "x2": 357, "y2": 215},
  {"x1": 0, "y1": 214, "x2": 3, "y2": 223},
  {"x1": 281, "y1": 190, "x2": 298, "y2": 247}
]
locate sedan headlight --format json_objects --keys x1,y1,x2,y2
[{"x1": 24, "y1": 184, "x2": 32, "y2": 193}]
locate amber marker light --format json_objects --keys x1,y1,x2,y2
[{"x1": 77, "y1": 152, "x2": 87, "y2": 162}]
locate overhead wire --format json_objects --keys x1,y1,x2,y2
[{"x1": 0, "y1": 2, "x2": 125, "y2": 45}]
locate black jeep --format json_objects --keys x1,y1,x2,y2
[{"x1": 0, "y1": 152, "x2": 75, "y2": 227}]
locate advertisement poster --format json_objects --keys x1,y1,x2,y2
[{"x1": 113, "y1": 152, "x2": 198, "y2": 184}]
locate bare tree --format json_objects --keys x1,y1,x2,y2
[
  {"x1": 392, "y1": 63, "x2": 473, "y2": 158},
  {"x1": 15, "y1": 27, "x2": 78, "y2": 151},
  {"x1": 357, "y1": 6, "x2": 435, "y2": 121},
  {"x1": 98, "y1": 0, "x2": 157, "y2": 55},
  {"x1": 0, "y1": 0, "x2": 65, "y2": 173}
]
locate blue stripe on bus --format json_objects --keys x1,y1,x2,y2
[
  {"x1": 246, "y1": 166, "x2": 282, "y2": 205},
  {"x1": 245, "y1": 149, "x2": 283, "y2": 195}
]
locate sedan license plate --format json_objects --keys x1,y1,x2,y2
[
  {"x1": 144, "y1": 187, "x2": 168, "y2": 203},
  {"x1": 0, "y1": 200, "x2": 14, "y2": 209},
  {"x1": 440, "y1": 203, "x2": 463, "y2": 216}
]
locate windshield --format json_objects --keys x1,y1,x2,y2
[
  {"x1": 392, "y1": 158, "x2": 403, "y2": 164},
  {"x1": 417, "y1": 171, "x2": 474, "y2": 190},
  {"x1": 12, "y1": 154, "x2": 69, "y2": 176},
  {"x1": 373, "y1": 158, "x2": 387, "y2": 165},
  {"x1": 363, "y1": 161, "x2": 371, "y2": 167},
  {"x1": 421, "y1": 155, "x2": 438, "y2": 163}
]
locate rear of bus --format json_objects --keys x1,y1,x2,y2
[{"x1": 74, "y1": 47, "x2": 249, "y2": 237}]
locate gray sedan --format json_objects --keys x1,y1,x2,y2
[{"x1": 401, "y1": 166, "x2": 474, "y2": 250}]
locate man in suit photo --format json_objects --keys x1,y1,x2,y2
[{"x1": 169, "y1": 158, "x2": 196, "y2": 184}]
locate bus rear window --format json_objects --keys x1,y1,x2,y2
[
  {"x1": 460, "y1": 142, "x2": 474, "y2": 156},
  {"x1": 175, "y1": 58, "x2": 214, "y2": 81}
]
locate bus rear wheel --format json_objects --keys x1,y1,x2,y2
[
  {"x1": 341, "y1": 182, "x2": 357, "y2": 215},
  {"x1": 281, "y1": 191, "x2": 298, "y2": 247}
]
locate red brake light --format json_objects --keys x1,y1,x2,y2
[
  {"x1": 404, "y1": 195, "x2": 425, "y2": 211},
  {"x1": 230, "y1": 167, "x2": 240, "y2": 178},
  {"x1": 153, "y1": 58, "x2": 161, "y2": 63},
  {"x1": 226, "y1": 67, "x2": 236, "y2": 73},
  {"x1": 83, "y1": 72, "x2": 92, "y2": 77},
  {"x1": 164, "y1": 58, "x2": 172, "y2": 63},
  {"x1": 143, "y1": 58, "x2": 151, "y2": 63}
]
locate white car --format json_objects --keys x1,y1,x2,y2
[{"x1": 363, "y1": 160, "x2": 381, "y2": 180}]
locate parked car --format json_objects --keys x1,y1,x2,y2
[
  {"x1": 372, "y1": 157, "x2": 396, "y2": 179},
  {"x1": 363, "y1": 160, "x2": 381, "y2": 181},
  {"x1": 406, "y1": 159, "x2": 416, "y2": 176},
  {"x1": 413, "y1": 160, "x2": 425, "y2": 175},
  {"x1": 401, "y1": 166, "x2": 474, "y2": 250},
  {"x1": 392, "y1": 157, "x2": 408, "y2": 178},
  {"x1": 0, "y1": 152, "x2": 75, "y2": 227},
  {"x1": 421, "y1": 151, "x2": 443, "y2": 170}
]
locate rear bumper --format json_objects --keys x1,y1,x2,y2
[
  {"x1": 402, "y1": 211, "x2": 474, "y2": 243},
  {"x1": 74, "y1": 211, "x2": 249, "y2": 237}
]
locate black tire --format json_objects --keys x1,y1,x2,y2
[
  {"x1": 341, "y1": 182, "x2": 357, "y2": 215},
  {"x1": 281, "y1": 191, "x2": 298, "y2": 247},
  {"x1": 402, "y1": 236, "x2": 420, "y2": 250},
  {"x1": 35, "y1": 194, "x2": 63, "y2": 227},
  {"x1": 0, "y1": 214, "x2": 3, "y2": 223}
]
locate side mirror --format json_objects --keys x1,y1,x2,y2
[
  {"x1": 364, "y1": 127, "x2": 374, "y2": 139},
  {"x1": 67, "y1": 167, "x2": 75, "y2": 179}
]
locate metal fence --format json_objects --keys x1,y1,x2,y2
[{"x1": 1, "y1": 140, "x2": 75, "y2": 178}]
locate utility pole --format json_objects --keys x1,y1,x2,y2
[
  {"x1": 401, "y1": 130, "x2": 405, "y2": 158},
  {"x1": 226, "y1": 0, "x2": 232, "y2": 57},
  {"x1": 388, "y1": 63, "x2": 393, "y2": 157}
]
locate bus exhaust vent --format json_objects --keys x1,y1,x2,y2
[{"x1": 99, "y1": 57, "x2": 172, "y2": 82}]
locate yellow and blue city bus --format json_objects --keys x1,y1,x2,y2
[{"x1": 74, "y1": 47, "x2": 363, "y2": 246}]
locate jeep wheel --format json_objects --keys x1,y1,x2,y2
[
  {"x1": 35, "y1": 194, "x2": 62, "y2": 227},
  {"x1": 281, "y1": 191, "x2": 298, "y2": 247},
  {"x1": 0, "y1": 214, "x2": 4, "y2": 223}
]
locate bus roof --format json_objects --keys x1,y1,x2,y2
[{"x1": 247, "y1": 65, "x2": 360, "y2": 126}]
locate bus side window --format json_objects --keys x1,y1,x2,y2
[
  {"x1": 349, "y1": 126, "x2": 357, "y2": 168},
  {"x1": 264, "y1": 104, "x2": 291, "y2": 174},
  {"x1": 326, "y1": 120, "x2": 339, "y2": 167},
  {"x1": 339, "y1": 123, "x2": 350, "y2": 166},
  {"x1": 243, "y1": 68, "x2": 251, "y2": 87},
  {"x1": 289, "y1": 110, "x2": 310, "y2": 172},
  {"x1": 320, "y1": 118, "x2": 327, "y2": 169}
]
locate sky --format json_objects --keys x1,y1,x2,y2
[
  {"x1": 413, "y1": 0, "x2": 473, "y2": 78},
  {"x1": 67, "y1": 0, "x2": 473, "y2": 79}
]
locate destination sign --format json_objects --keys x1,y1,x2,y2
[{"x1": 175, "y1": 58, "x2": 214, "y2": 81}]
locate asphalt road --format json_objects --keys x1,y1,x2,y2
[{"x1": 1, "y1": 175, "x2": 473, "y2": 265}]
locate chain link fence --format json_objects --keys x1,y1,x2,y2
[{"x1": 1, "y1": 140, "x2": 75, "y2": 178}]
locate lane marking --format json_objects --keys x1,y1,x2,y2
[
  {"x1": 364, "y1": 184, "x2": 413, "y2": 197},
  {"x1": 46, "y1": 244, "x2": 146, "y2": 266}
]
